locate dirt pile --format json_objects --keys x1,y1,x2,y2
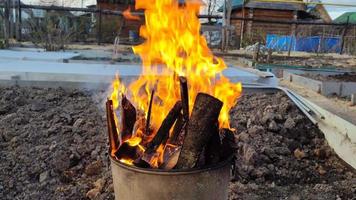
[
  {"x1": 0, "y1": 86, "x2": 113, "y2": 200},
  {"x1": 329, "y1": 72, "x2": 356, "y2": 82},
  {"x1": 301, "y1": 72, "x2": 356, "y2": 82},
  {"x1": 0, "y1": 87, "x2": 354, "y2": 199},
  {"x1": 229, "y1": 92, "x2": 355, "y2": 199}
]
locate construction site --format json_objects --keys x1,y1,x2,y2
[{"x1": 0, "y1": 0, "x2": 355, "y2": 199}]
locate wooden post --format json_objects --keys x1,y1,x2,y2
[
  {"x1": 253, "y1": 41, "x2": 260, "y2": 63},
  {"x1": 3, "y1": 0, "x2": 10, "y2": 47},
  {"x1": 239, "y1": 0, "x2": 245, "y2": 49},
  {"x1": 15, "y1": 0, "x2": 22, "y2": 41},
  {"x1": 340, "y1": 16, "x2": 350, "y2": 55},
  {"x1": 318, "y1": 26, "x2": 325, "y2": 54},
  {"x1": 97, "y1": 9, "x2": 102, "y2": 45},
  {"x1": 247, "y1": 8, "x2": 253, "y2": 37},
  {"x1": 288, "y1": 11, "x2": 298, "y2": 57}
]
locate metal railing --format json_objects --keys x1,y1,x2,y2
[{"x1": 1, "y1": 3, "x2": 356, "y2": 54}]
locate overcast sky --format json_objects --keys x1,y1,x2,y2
[
  {"x1": 322, "y1": 0, "x2": 356, "y2": 19},
  {"x1": 22, "y1": 0, "x2": 356, "y2": 19}
]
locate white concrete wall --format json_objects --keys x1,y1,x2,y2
[
  {"x1": 284, "y1": 70, "x2": 356, "y2": 98},
  {"x1": 283, "y1": 70, "x2": 322, "y2": 93}
]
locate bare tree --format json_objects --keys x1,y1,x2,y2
[
  {"x1": 221, "y1": 0, "x2": 232, "y2": 51},
  {"x1": 1, "y1": 0, "x2": 10, "y2": 48},
  {"x1": 205, "y1": 0, "x2": 217, "y2": 23}
]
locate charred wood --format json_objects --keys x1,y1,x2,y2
[
  {"x1": 168, "y1": 113, "x2": 185, "y2": 145},
  {"x1": 204, "y1": 122, "x2": 221, "y2": 165},
  {"x1": 114, "y1": 142, "x2": 143, "y2": 161},
  {"x1": 120, "y1": 95, "x2": 136, "y2": 142},
  {"x1": 145, "y1": 90, "x2": 155, "y2": 135},
  {"x1": 145, "y1": 101, "x2": 182, "y2": 154},
  {"x1": 179, "y1": 76, "x2": 189, "y2": 122},
  {"x1": 219, "y1": 128, "x2": 235, "y2": 160},
  {"x1": 176, "y1": 93, "x2": 223, "y2": 169},
  {"x1": 133, "y1": 158, "x2": 151, "y2": 168},
  {"x1": 106, "y1": 100, "x2": 119, "y2": 155},
  {"x1": 160, "y1": 147, "x2": 181, "y2": 170}
]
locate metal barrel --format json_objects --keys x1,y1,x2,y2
[{"x1": 110, "y1": 155, "x2": 233, "y2": 200}]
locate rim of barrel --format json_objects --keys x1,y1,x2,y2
[{"x1": 109, "y1": 154, "x2": 234, "y2": 175}]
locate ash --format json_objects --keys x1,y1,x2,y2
[{"x1": 0, "y1": 87, "x2": 354, "y2": 200}]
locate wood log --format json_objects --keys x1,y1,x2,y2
[
  {"x1": 145, "y1": 89, "x2": 155, "y2": 135},
  {"x1": 219, "y1": 128, "x2": 235, "y2": 160},
  {"x1": 179, "y1": 76, "x2": 189, "y2": 122},
  {"x1": 120, "y1": 95, "x2": 136, "y2": 142},
  {"x1": 106, "y1": 100, "x2": 119, "y2": 156},
  {"x1": 160, "y1": 147, "x2": 181, "y2": 170},
  {"x1": 204, "y1": 122, "x2": 221, "y2": 165},
  {"x1": 176, "y1": 93, "x2": 223, "y2": 169},
  {"x1": 145, "y1": 101, "x2": 182, "y2": 154},
  {"x1": 167, "y1": 113, "x2": 185, "y2": 145},
  {"x1": 114, "y1": 142, "x2": 142, "y2": 161},
  {"x1": 133, "y1": 158, "x2": 151, "y2": 168}
]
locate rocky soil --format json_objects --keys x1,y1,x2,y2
[
  {"x1": 301, "y1": 72, "x2": 356, "y2": 82},
  {"x1": 270, "y1": 56, "x2": 356, "y2": 69},
  {"x1": 0, "y1": 86, "x2": 355, "y2": 199},
  {"x1": 0, "y1": 86, "x2": 113, "y2": 200},
  {"x1": 229, "y1": 92, "x2": 356, "y2": 199}
]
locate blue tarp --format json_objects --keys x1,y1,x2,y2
[{"x1": 266, "y1": 34, "x2": 341, "y2": 53}]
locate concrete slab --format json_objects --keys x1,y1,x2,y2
[
  {"x1": 283, "y1": 70, "x2": 356, "y2": 98},
  {"x1": 0, "y1": 50, "x2": 80, "y2": 62},
  {"x1": 0, "y1": 59, "x2": 278, "y2": 89}
]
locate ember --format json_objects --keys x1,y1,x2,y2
[{"x1": 107, "y1": 0, "x2": 242, "y2": 169}]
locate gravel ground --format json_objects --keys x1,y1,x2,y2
[
  {"x1": 301, "y1": 72, "x2": 356, "y2": 82},
  {"x1": 0, "y1": 86, "x2": 113, "y2": 200},
  {"x1": 229, "y1": 92, "x2": 356, "y2": 200},
  {"x1": 0, "y1": 86, "x2": 355, "y2": 200}
]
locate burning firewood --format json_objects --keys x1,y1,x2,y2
[
  {"x1": 120, "y1": 95, "x2": 136, "y2": 143},
  {"x1": 204, "y1": 122, "x2": 221, "y2": 165},
  {"x1": 168, "y1": 113, "x2": 185, "y2": 145},
  {"x1": 219, "y1": 128, "x2": 235, "y2": 160},
  {"x1": 145, "y1": 90, "x2": 155, "y2": 135},
  {"x1": 179, "y1": 76, "x2": 189, "y2": 122},
  {"x1": 160, "y1": 146, "x2": 181, "y2": 170},
  {"x1": 176, "y1": 93, "x2": 223, "y2": 169},
  {"x1": 114, "y1": 142, "x2": 143, "y2": 162},
  {"x1": 106, "y1": 100, "x2": 119, "y2": 155},
  {"x1": 145, "y1": 101, "x2": 182, "y2": 154},
  {"x1": 132, "y1": 110, "x2": 150, "y2": 141}
]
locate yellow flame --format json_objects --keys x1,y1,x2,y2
[
  {"x1": 125, "y1": 136, "x2": 146, "y2": 152},
  {"x1": 110, "y1": 0, "x2": 242, "y2": 167},
  {"x1": 119, "y1": 158, "x2": 134, "y2": 165}
]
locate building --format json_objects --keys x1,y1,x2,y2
[
  {"x1": 96, "y1": 0, "x2": 144, "y2": 43},
  {"x1": 334, "y1": 12, "x2": 356, "y2": 24},
  {"x1": 219, "y1": 0, "x2": 330, "y2": 45}
]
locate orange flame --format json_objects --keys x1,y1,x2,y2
[
  {"x1": 110, "y1": 0, "x2": 242, "y2": 168},
  {"x1": 123, "y1": 7, "x2": 141, "y2": 21}
]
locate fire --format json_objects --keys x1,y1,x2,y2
[
  {"x1": 111, "y1": 0, "x2": 242, "y2": 168},
  {"x1": 123, "y1": 7, "x2": 141, "y2": 21},
  {"x1": 119, "y1": 158, "x2": 134, "y2": 165}
]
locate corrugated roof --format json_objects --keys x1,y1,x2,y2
[
  {"x1": 217, "y1": 0, "x2": 243, "y2": 12},
  {"x1": 245, "y1": 1, "x2": 305, "y2": 11},
  {"x1": 334, "y1": 12, "x2": 356, "y2": 24}
]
